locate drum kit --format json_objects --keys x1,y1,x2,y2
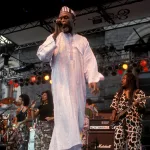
[{"x1": 0, "y1": 97, "x2": 29, "y2": 149}]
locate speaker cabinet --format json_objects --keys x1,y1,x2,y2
[
  {"x1": 0, "y1": 145, "x2": 6, "y2": 150},
  {"x1": 86, "y1": 130, "x2": 114, "y2": 150}
]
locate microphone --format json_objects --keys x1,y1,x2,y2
[{"x1": 53, "y1": 19, "x2": 62, "y2": 26}]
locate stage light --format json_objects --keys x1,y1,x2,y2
[
  {"x1": 143, "y1": 67, "x2": 149, "y2": 72},
  {"x1": 108, "y1": 66, "x2": 112, "y2": 71},
  {"x1": 117, "y1": 69, "x2": 123, "y2": 75},
  {"x1": 14, "y1": 79, "x2": 18, "y2": 83},
  {"x1": 132, "y1": 63, "x2": 137, "y2": 67},
  {"x1": 33, "y1": 72, "x2": 37, "y2": 75},
  {"x1": 14, "y1": 83, "x2": 19, "y2": 88},
  {"x1": 42, "y1": 80, "x2": 46, "y2": 84},
  {"x1": 36, "y1": 81, "x2": 41, "y2": 85},
  {"x1": 115, "y1": 65, "x2": 119, "y2": 70},
  {"x1": 20, "y1": 83, "x2": 24, "y2": 87},
  {"x1": 19, "y1": 78, "x2": 24, "y2": 82},
  {"x1": 25, "y1": 78, "x2": 29, "y2": 82},
  {"x1": 111, "y1": 71, "x2": 116, "y2": 76},
  {"x1": 30, "y1": 76, "x2": 36, "y2": 82},
  {"x1": 25, "y1": 82, "x2": 28, "y2": 86},
  {"x1": 37, "y1": 76, "x2": 41, "y2": 81},
  {"x1": 135, "y1": 68, "x2": 141, "y2": 74},
  {"x1": 122, "y1": 64, "x2": 128, "y2": 70},
  {"x1": 140, "y1": 60, "x2": 147, "y2": 67},
  {"x1": 8, "y1": 80, "x2": 13, "y2": 85},
  {"x1": 38, "y1": 72, "x2": 42, "y2": 75},
  {"x1": 50, "y1": 80, "x2": 52, "y2": 84},
  {"x1": 44, "y1": 75, "x2": 50, "y2": 80}
]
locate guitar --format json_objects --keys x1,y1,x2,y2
[
  {"x1": 112, "y1": 96, "x2": 150, "y2": 125},
  {"x1": 12, "y1": 100, "x2": 36, "y2": 129}
]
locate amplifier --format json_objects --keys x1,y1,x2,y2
[
  {"x1": 89, "y1": 119, "x2": 111, "y2": 130},
  {"x1": 0, "y1": 143, "x2": 6, "y2": 150},
  {"x1": 87, "y1": 130, "x2": 114, "y2": 150}
]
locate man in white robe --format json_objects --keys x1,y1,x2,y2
[{"x1": 37, "y1": 6, "x2": 104, "y2": 150}]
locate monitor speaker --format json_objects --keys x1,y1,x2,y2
[{"x1": 86, "y1": 130, "x2": 114, "y2": 150}]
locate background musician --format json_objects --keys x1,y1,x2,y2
[
  {"x1": 31, "y1": 90, "x2": 54, "y2": 150},
  {"x1": 91, "y1": 103, "x2": 99, "y2": 117},
  {"x1": 13, "y1": 94, "x2": 30, "y2": 124},
  {"x1": 81, "y1": 98, "x2": 93, "y2": 147},
  {"x1": 9, "y1": 94, "x2": 31, "y2": 150},
  {"x1": 110, "y1": 72, "x2": 146, "y2": 150}
]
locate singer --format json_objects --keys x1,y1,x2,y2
[
  {"x1": 37, "y1": 6, "x2": 104, "y2": 150},
  {"x1": 31, "y1": 90, "x2": 54, "y2": 150}
]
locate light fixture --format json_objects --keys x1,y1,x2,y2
[
  {"x1": 44, "y1": 75, "x2": 50, "y2": 81},
  {"x1": 30, "y1": 76, "x2": 36, "y2": 83},
  {"x1": 122, "y1": 63, "x2": 128, "y2": 70},
  {"x1": 50, "y1": 80, "x2": 52, "y2": 84},
  {"x1": 140, "y1": 60, "x2": 147, "y2": 67}
]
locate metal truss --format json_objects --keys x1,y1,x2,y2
[
  {"x1": 97, "y1": 5, "x2": 115, "y2": 25},
  {"x1": 0, "y1": 21, "x2": 41, "y2": 35},
  {"x1": 15, "y1": 40, "x2": 43, "y2": 50},
  {"x1": 75, "y1": 7, "x2": 98, "y2": 17},
  {"x1": 103, "y1": 0, "x2": 143, "y2": 10},
  {"x1": 14, "y1": 16, "x2": 150, "y2": 50},
  {"x1": 79, "y1": 16, "x2": 150, "y2": 35},
  {"x1": 14, "y1": 28, "x2": 104, "y2": 50},
  {"x1": 79, "y1": 27, "x2": 104, "y2": 35},
  {"x1": 76, "y1": 0, "x2": 143, "y2": 16},
  {"x1": 0, "y1": 20, "x2": 54, "y2": 35},
  {"x1": 95, "y1": 48, "x2": 130, "y2": 67},
  {"x1": 104, "y1": 17, "x2": 150, "y2": 31},
  {"x1": 0, "y1": 0, "x2": 142, "y2": 36},
  {"x1": 0, "y1": 35, "x2": 12, "y2": 45}
]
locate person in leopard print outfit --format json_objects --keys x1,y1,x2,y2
[{"x1": 110, "y1": 72, "x2": 146, "y2": 150}]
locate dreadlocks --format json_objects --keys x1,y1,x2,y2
[{"x1": 118, "y1": 72, "x2": 138, "y2": 102}]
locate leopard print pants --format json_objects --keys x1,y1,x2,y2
[{"x1": 114, "y1": 120, "x2": 142, "y2": 150}]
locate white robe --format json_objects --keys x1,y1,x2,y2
[{"x1": 37, "y1": 32, "x2": 104, "y2": 150}]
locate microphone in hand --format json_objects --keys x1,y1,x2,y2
[
  {"x1": 55, "y1": 19, "x2": 62, "y2": 26},
  {"x1": 53, "y1": 18, "x2": 62, "y2": 40}
]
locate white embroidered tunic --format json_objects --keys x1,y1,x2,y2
[{"x1": 37, "y1": 32, "x2": 104, "y2": 150}]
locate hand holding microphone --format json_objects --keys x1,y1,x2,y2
[
  {"x1": 55, "y1": 18, "x2": 62, "y2": 26},
  {"x1": 53, "y1": 18, "x2": 62, "y2": 40}
]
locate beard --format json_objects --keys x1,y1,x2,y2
[{"x1": 61, "y1": 24, "x2": 72, "y2": 33}]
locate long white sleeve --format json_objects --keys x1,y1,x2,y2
[
  {"x1": 84, "y1": 39, "x2": 104, "y2": 83},
  {"x1": 37, "y1": 34, "x2": 56, "y2": 62}
]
